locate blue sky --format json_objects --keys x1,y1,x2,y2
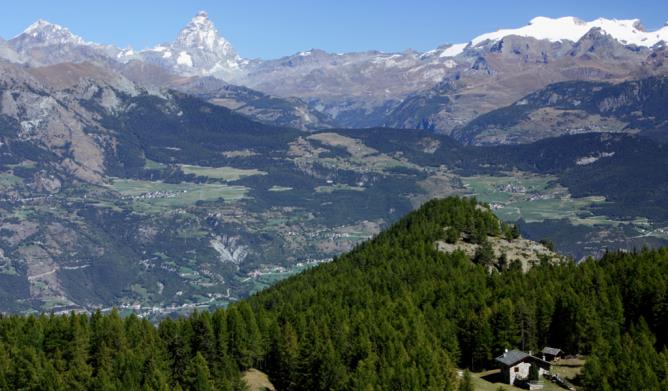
[{"x1": 2, "y1": 0, "x2": 667, "y2": 58}]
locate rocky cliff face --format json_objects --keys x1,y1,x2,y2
[
  {"x1": 0, "y1": 37, "x2": 25, "y2": 63},
  {"x1": 0, "y1": 62, "x2": 120, "y2": 183}
]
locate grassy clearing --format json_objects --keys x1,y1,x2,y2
[
  {"x1": 297, "y1": 133, "x2": 421, "y2": 174},
  {"x1": 470, "y1": 362, "x2": 583, "y2": 391},
  {"x1": 88, "y1": 201, "x2": 124, "y2": 212},
  {"x1": 144, "y1": 159, "x2": 166, "y2": 170},
  {"x1": 340, "y1": 231, "x2": 373, "y2": 240},
  {"x1": 248, "y1": 272, "x2": 297, "y2": 294},
  {"x1": 462, "y1": 174, "x2": 557, "y2": 207},
  {"x1": 222, "y1": 149, "x2": 257, "y2": 158},
  {"x1": 130, "y1": 284, "x2": 149, "y2": 300},
  {"x1": 175, "y1": 226, "x2": 209, "y2": 239},
  {"x1": 552, "y1": 358, "x2": 585, "y2": 383},
  {"x1": 245, "y1": 264, "x2": 311, "y2": 294},
  {"x1": 108, "y1": 179, "x2": 248, "y2": 211},
  {"x1": 268, "y1": 185, "x2": 293, "y2": 192},
  {"x1": 242, "y1": 369, "x2": 275, "y2": 391},
  {"x1": 315, "y1": 184, "x2": 365, "y2": 193},
  {"x1": 0, "y1": 262, "x2": 18, "y2": 276},
  {"x1": 316, "y1": 155, "x2": 418, "y2": 174},
  {"x1": 179, "y1": 164, "x2": 266, "y2": 181},
  {"x1": 8, "y1": 207, "x2": 36, "y2": 220},
  {"x1": 41, "y1": 297, "x2": 72, "y2": 311},
  {"x1": 307, "y1": 132, "x2": 377, "y2": 158},
  {"x1": 6, "y1": 161, "x2": 37, "y2": 169},
  {"x1": 0, "y1": 172, "x2": 23, "y2": 189},
  {"x1": 470, "y1": 370, "x2": 524, "y2": 391},
  {"x1": 462, "y1": 173, "x2": 609, "y2": 224}
]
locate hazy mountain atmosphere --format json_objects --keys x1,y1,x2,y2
[{"x1": 0, "y1": 2, "x2": 667, "y2": 390}]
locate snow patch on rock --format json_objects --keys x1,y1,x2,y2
[{"x1": 177, "y1": 51, "x2": 193, "y2": 67}]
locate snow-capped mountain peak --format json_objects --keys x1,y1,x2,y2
[
  {"x1": 174, "y1": 10, "x2": 235, "y2": 55},
  {"x1": 15, "y1": 19, "x2": 87, "y2": 47},
  {"x1": 470, "y1": 16, "x2": 668, "y2": 48},
  {"x1": 124, "y1": 11, "x2": 245, "y2": 81},
  {"x1": 7, "y1": 19, "x2": 124, "y2": 66}
]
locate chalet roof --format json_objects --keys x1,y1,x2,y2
[
  {"x1": 495, "y1": 349, "x2": 529, "y2": 366},
  {"x1": 532, "y1": 355, "x2": 552, "y2": 370},
  {"x1": 542, "y1": 347, "x2": 563, "y2": 356}
]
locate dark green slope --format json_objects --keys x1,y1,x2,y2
[
  {"x1": 245, "y1": 197, "x2": 668, "y2": 390},
  {"x1": 98, "y1": 92, "x2": 301, "y2": 176},
  {"x1": 0, "y1": 197, "x2": 666, "y2": 389}
]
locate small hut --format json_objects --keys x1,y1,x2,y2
[{"x1": 541, "y1": 347, "x2": 564, "y2": 362}]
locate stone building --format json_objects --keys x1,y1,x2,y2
[{"x1": 495, "y1": 349, "x2": 551, "y2": 386}]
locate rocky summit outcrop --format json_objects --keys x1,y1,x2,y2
[{"x1": 436, "y1": 232, "x2": 563, "y2": 272}]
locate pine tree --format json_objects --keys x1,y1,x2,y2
[
  {"x1": 459, "y1": 370, "x2": 474, "y2": 391},
  {"x1": 474, "y1": 241, "x2": 495, "y2": 266},
  {"x1": 185, "y1": 352, "x2": 215, "y2": 391}
]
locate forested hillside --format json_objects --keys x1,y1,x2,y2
[{"x1": 0, "y1": 197, "x2": 666, "y2": 390}]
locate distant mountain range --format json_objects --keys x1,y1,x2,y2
[
  {"x1": 3, "y1": 11, "x2": 668, "y2": 313},
  {"x1": 452, "y1": 76, "x2": 668, "y2": 144},
  {"x1": 2, "y1": 12, "x2": 667, "y2": 137}
]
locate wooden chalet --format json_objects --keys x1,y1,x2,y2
[{"x1": 541, "y1": 347, "x2": 564, "y2": 362}]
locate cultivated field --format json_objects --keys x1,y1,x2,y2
[
  {"x1": 108, "y1": 178, "x2": 248, "y2": 210},
  {"x1": 462, "y1": 173, "x2": 608, "y2": 224},
  {"x1": 179, "y1": 164, "x2": 266, "y2": 181}
]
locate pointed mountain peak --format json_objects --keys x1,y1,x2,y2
[
  {"x1": 24, "y1": 19, "x2": 57, "y2": 30},
  {"x1": 173, "y1": 11, "x2": 236, "y2": 56},
  {"x1": 134, "y1": 11, "x2": 244, "y2": 80},
  {"x1": 188, "y1": 10, "x2": 214, "y2": 30},
  {"x1": 176, "y1": 11, "x2": 224, "y2": 47},
  {"x1": 24, "y1": 19, "x2": 67, "y2": 35}
]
